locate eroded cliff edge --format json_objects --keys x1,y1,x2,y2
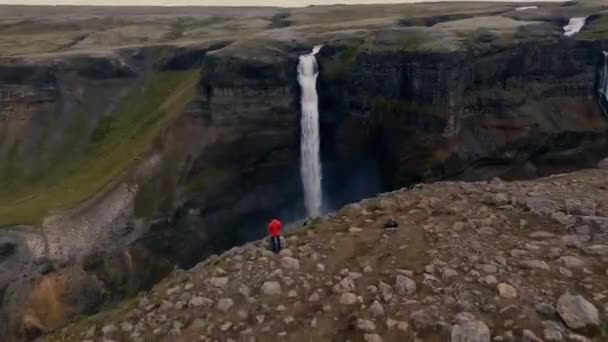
[{"x1": 0, "y1": 2, "x2": 608, "y2": 340}]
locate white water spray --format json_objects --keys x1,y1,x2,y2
[
  {"x1": 515, "y1": 6, "x2": 537, "y2": 11},
  {"x1": 298, "y1": 45, "x2": 323, "y2": 218},
  {"x1": 563, "y1": 17, "x2": 587, "y2": 37},
  {"x1": 599, "y1": 51, "x2": 608, "y2": 117},
  {"x1": 602, "y1": 52, "x2": 608, "y2": 99}
]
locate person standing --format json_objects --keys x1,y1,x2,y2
[{"x1": 268, "y1": 218, "x2": 282, "y2": 253}]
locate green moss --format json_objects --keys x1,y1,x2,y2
[
  {"x1": 374, "y1": 98, "x2": 448, "y2": 124},
  {"x1": 324, "y1": 45, "x2": 361, "y2": 82},
  {"x1": 577, "y1": 15, "x2": 608, "y2": 40},
  {"x1": 0, "y1": 70, "x2": 199, "y2": 227},
  {"x1": 90, "y1": 115, "x2": 114, "y2": 143},
  {"x1": 133, "y1": 147, "x2": 182, "y2": 219},
  {"x1": 46, "y1": 296, "x2": 140, "y2": 342},
  {"x1": 2, "y1": 140, "x2": 21, "y2": 183},
  {"x1": 184, "y1": 167, "x2": 230, "y2": 194},
  {"x1": 399, "y1": 33, "x2": 426, "y2": 51}
]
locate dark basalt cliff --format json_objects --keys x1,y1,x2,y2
[{"x1": 0, "y1": 4, "x2": 607, "y2": 341}]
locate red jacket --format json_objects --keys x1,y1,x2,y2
[{"x1": 268, "y1": 219, "x2": 282, "y2": 237}]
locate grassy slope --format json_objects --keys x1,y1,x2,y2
[{"x1": 0, "y1": 70, "x2": 199, "y2": 227}]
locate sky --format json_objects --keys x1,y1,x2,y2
[{"x1": 0, "y1": 0, "x2": 567, "y2": 7}]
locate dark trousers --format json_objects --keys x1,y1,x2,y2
[{"x1": 270, "y1": 236, "x2": 282, "y2": 253}]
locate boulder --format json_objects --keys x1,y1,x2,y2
[{"x1": 556, "y1": 294, "x2": 599, "y2": 330}]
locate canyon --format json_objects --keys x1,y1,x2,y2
[{"x1": 0, "y1": 1, "x2": 607, "y2": 340}]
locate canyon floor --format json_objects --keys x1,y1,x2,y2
[{"x1": 46, "y1": 167, "x2": 608, "y2": 342}]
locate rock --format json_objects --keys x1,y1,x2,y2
[
  {"x1": 523, "y1": 260, "x2": 550, "y2": 271},
  {"x1": 190, "y1": 296, "x2": 212, "y2": 307},
  {"x1": 586, "y1": 245, "x2": 608, "y2": 256},
  {"x1": 386, "y1": 318, "x2": 398, "y2": 329},
  {"x1": 276, "y1": 304, "x2": 287, "y2": 312},
  {"x1": 349, "y1": 227, "x2": 363, "y2": 233},
  {"x1": 395, "y1": 275, "x2": 417, "y2": 296},
  {"x1": 478, "y1": 264, "x2": 497, "y2": 274},
  {"x1": 239, "y1": 284, "x2": 251, "y2": 297},
  {"x1": 284, "y1": 316, "x2": 295, "y2": 324},
  {"x1": 530, "y1": 231, "x2": 556, "y2": 239},
  {"x1": 279, "y1": 248, "x2": 293, "y2": 257},
  {"x1": 102, "y1": 324, "x2": 118, "y2": 336},
  {"x1": 497, "y1": 283, "x2": 518, "y2": 299},
  {"x1": 357, "y1": 319, "x2": 376, "y2": 332},
  {"x1": 397, "y1": 321, "x2": 409, "y2": 332},
  {"x1": 280, "y1": 256, "x2": 300, "y2": 270},
  {"x1": 166, "y1": 286, "x2": 181, "y2": 296},
  {"x1": 482, "y1": 275, "x2": 498, "y2": 285},
  {"x1": 453, "y1": 221, "x2": 465, "y2": 231},
  {"x1": 287, "y1": 290, "x2": 297, "y2": 298},
  {"x1": 544, "y1": 326, "x2": 564, "y2": 341},
  {"x1": 310, "y1": 317, "x2": 318, "y2": 328},
  {"x1": 316, "y1": 263, "x2": 326, "y2": 272},
  {"x1": 442, "y1": 268, "x2": 459, "y2": 280},
  {"x1": 209, "y1": 277, "x2": 229, "y2": 288},
  {"x1": 261, "y1": 281, "x2": 281, "y2": 296},
  {"x1": 450, "y1": 314, "x2": 490, "y2": 342},
  {"x1": 364, "y1": 334, "x2": 383, "y2": 342},
  {"x1": 120, "y1": 322, "x2": 133, "y2": 332},
  {"x1": 364, "y1": 265, "x2": 373, "y2": 273},
  {"x1": 536, "y1": 303, "x2": 557, "y2": 318},
  {"x1": 385, "y1": 218, "x2": 398, "y2": 229},
  {"x1": 556, "y1": 294, "x2": 599, "y2": 330},
  {"x1": 568, "y1": 334, "x2": 591, "y2": 342},
  {"x1": 559, "y1": 256, "x2": 586, "y2": 269},
  {"x1": 217, "y1": 298, "x2": 234, "y2": 312},
  {"x1": 333, "y1": 277, "x2": 356, "y2": 293},
  {"x1": 308, "y1": 292, "x2": 320, "y2": 302},
  {"x1": 369, "y1": 300, "x2": 385, "y2": 316},
  {"x1": 220, "y1": 322, "x2": 233, "y2": 332},
  {"x1": 522, "y1": 329, "x2": 543, "y2": 342},
  {"x1": 339, "y1": 292, "x2": 357, "y2": 305},
  {"x1": 237, "y1": 309, "x2": 249, "y2": 320}
]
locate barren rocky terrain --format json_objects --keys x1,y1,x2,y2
[{"x1": 46, "y1": 166, "x2": 608, "y2": 342}]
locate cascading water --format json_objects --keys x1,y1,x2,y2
[
  {"x1": 563, "y1": 17, "x2": 587, "y2": 37},
  {"x1": 600, "y1": 51, "x2": 608, "y2": 117},
  {"x1": 298, "y1": 46, "x2": 323, "y2": 218},
  {"x1": 602, "y1": 52, "x2": 608, "y2": 99}
]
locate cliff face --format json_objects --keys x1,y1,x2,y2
[
  {"x1": 319, "y1": 35, "x2": 608, "y2": 187},
  {"x1": 0, "y1": 3, "x2": 607, "y2": 341}
]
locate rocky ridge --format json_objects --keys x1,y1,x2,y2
[{"x1": 47, "y1": 168, "x2": 608, "y2": 342}]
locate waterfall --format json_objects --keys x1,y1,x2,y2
[
  {"x1": 563, "y1": 17, "x2": 587, "y2": 37},
  {"x1": 298, "y1": 46, "x2": 323, "y2": 218},
  {"x1": 602, "y1": 52, "x2": 608, "y2": 99},
  {"x1": 600, "y1": 51, "x2": 608, "y2": 117},
  {"x1": 515, "y1": 6, "x2": 537, "y2": 11}
]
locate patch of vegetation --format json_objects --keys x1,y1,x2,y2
[
  {"x1": 47, "y1": 296, "x2": 140, "y2": 342},
  {"x1": 184, "y1": 167, "x2": 231, "y2": 194},
  {"x1": 399, "y1": 33, "x2": 427, "y2": 51},
  {"x1": 133, "y1": 143, "x2": 182, "y2": 219},
  {"x1": 323, "y1": 45, "x2": 361, "y2": 82},
  {"x1": 269, "y1": 12, "x2": 291, "y2": 28},
  {"x1": 0, "y1": 70, "x2": 199, "y2": 227},
  {"x1": 2, "y1": 140, "x2": 21, "y2": 183},
  {"x1": 577, "y1": 15, "x2": 608, "y2": 40},
  {"x1": 374, "y1": 98, "x2": 448, "y2": 124}
]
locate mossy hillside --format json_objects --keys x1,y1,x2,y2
[
  {"x1": 323, "y1": 44, "x2": 362, "y2": 82},
  {"x1": 184, "y1": 167, "x2": 232, "y2": 195},
  {"x1": 577, "y1": 14, "x2": 608, "y2": 40},
  {"x1": 0, "y1": 70, "x2": 199, "y2": 227}
]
